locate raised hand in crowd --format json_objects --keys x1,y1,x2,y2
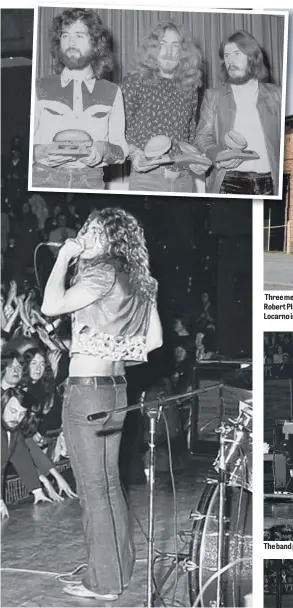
[
  {"x1": 17, "y1": 295, "x2": 35, "y2": 335},
  {"x1": 47, "y1": 349, "x2": 62, "y2": 378},
  {"x1": 2, "y1": 301, "x2": 20, "y2": 335},
  {"x1": 37, "y1": 326, "x2": 60, "y2": 352},
  {"x1": 6, "y1": 280, "x2": 18, "y2": 308}
]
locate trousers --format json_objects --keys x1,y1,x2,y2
[
  {"x1": 62, "y1": 376, "x2": 135, "y2": 595},
  {"x1": 219, "y1": 171, "x2": 274, "y2": 196},
  {"x1": 129, "y1": 166, "x2": 193, "y2": 193},
  {"x1": 32, "y1": 163, "x2": 105, "y2": 190}
]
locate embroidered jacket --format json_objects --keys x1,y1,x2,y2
[{"x1": 34, "y1": 69, "x2": 128, "y2": 168}]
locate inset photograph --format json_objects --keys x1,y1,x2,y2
[
  {"x1": 264, "y1": 560, "x2": 293, "y2": 608},
  {"x1": 28, "y1": 6, "x2": 287, "y2": 197},
  {"x1": 264, "y1": 333, "x2": 293, "y2": 537}
]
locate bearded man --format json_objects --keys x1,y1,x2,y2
[
  {"x1": 32, "y1": 8, "x2": 128, "y2": 190},
  {"x1": 194, "y1": 31, "x2": 281, "y2": 196},
  {"x1": 122, "y1": 21, "x2": 208, "y2": 193}
]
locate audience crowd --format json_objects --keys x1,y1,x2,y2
[{"x1": 264, "y1": 333, "x2": 293, "y2": 378}]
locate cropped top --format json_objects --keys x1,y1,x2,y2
[{"x1": 70, "y1": 260, "x2": 155, "y2": 362}]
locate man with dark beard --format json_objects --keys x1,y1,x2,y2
[
  {"x1": 32, "y1": 9, "x2": 128, "y2": 190},
  {"x1": 194, "y1": 31, "x2": 281, "y2": 195}
]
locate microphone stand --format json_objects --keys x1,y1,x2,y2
[{"x1": 87, "y1": 383, "x2": 221, "y2": 608}]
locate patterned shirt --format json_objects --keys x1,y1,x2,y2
[{"x1": 121, "y1": 72, "x2": 198, "y2": 156}]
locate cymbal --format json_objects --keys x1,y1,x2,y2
[{"x1": 222, "y1": 365, "x2": 252, "y2": 403}]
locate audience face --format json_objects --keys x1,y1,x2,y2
[
  {"x1": 174, "y1": 346, "x2": 187, "y2": 363},
  {"x1": 29, "y1": 353, "x2": 46, "y2": 383},
  {"x1": 3, "y1": 358, "x2": 23, "y2": 387},
  {"x1": 2, "y1": 399, "x2": 27, "y2": 430},
  {"x1": 157, "y1": 29, "x2": 181, "y2": 78},
  {"x1": 58, "y1": 214, "x2": 67, "y2": 228}
]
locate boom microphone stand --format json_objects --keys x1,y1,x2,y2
[{"x1": 87, "y1": 383, "x2": 221, "y2": 608}]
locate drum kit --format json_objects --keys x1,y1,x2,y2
[
  {"x1": 187, "y1": 365, "x2": 253, "y2": 608},
  {"x1": 90, "y1": 362, "x2": 253, "y2": 608}
]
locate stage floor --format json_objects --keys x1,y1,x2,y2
[
  {"x1": 264, "y1": 252, "x2": 293, "y2": 290},
  {"x1": 2, "y1": 456, "x2": 221, "y2": 607}
]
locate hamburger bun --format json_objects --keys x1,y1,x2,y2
[
  {"x1": 144, "y1": 135, "x2": 172, "y2": 159},
  {"x1": 225, "y1": 130, "x2": 247, "y2": 150},
  {"x1": 53, "y1": 129, "x2": 93, "y2": 143}
]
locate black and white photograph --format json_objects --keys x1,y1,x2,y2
[
  {"x1": 1, "y1": 119, "x2": 253, "y2": 608},
  {"x1": 264, "y1": 333, "x2": 293, "y2": 541},
  {"x1": 264, "y1": 560, "x2": 293, "y2": 608},
  {"x1": 27, "y1": 5, "x2": 288, "y2": 198}
]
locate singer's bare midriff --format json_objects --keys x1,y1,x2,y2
[{"x1": 69, "y1": 354, "x2": 125, "y2": 377}]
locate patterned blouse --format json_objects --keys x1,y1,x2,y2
[
  {"x1": 70, "y1": 261, "x2": 155, "y2": 362},
  {"x1": 121, "y1": 72, "x2": 198, "y2": 157}
]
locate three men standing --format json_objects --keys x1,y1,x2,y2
[{"x1": 31, "y1": 10, "x2": 282, "y2": 196}]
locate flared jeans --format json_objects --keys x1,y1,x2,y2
[{"x1": 62, "y1": 376, "x2": 135, "y2": 595}]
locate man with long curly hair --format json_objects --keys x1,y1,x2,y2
[
  {"x1": 41, "y1": 207, "x2": 163, "y2": 600},
  {"x1": 194, "y1": 31, "x2": 281, "y2": 195},
  {"x1": 122, "y1": 21, "x2": 209, "y2": 192},
  {"x1": 32, "y1": 8, "x2": 128, "y2": 190}
]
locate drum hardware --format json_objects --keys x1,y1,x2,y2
[
  {"x1": 215, "y1": 388, "x2": 227, "y2": 608},
  {"x1": 206, "y1": 478, "x2": 218, "y2": 485},
  {"x1": 190, "y1": 510, "x2": 207, "y2": 521},
  {"x1": 89, "y1": 378, "x2": 251, "y2": 607},
  {"x1": 178, "y1": 530, "x2": 193, "y2": 543},
  {"x1": 88, "y1": 382, "x2": 221, "y2": 607}
]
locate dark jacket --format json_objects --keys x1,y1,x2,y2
[
  {"x1": 1, "y1": 428, "x2": 40, "y2": 498},
  {"x1": 195, "y1": 81, "x2": 281, "y2": 194}
]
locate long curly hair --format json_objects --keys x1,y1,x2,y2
[
  {"x1": 219, "y1": 31, "x2": 268, "y2": 82},
  {"x1": 132, "y1": 21, "x2": 202, "y2": 96},
  {"x1": 50, "y1": 8, "x2": 113, "y2": 79},
  {"x1": 21, "y1": 348, "x2": 55, "y2": 398},
  {"x1": 74, "y1": 208, "x2": 157, "y2": 303}
]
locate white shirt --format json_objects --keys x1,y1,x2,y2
[{"x1": 231, "y1": 80, "x2": 270, "y2": 174}]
